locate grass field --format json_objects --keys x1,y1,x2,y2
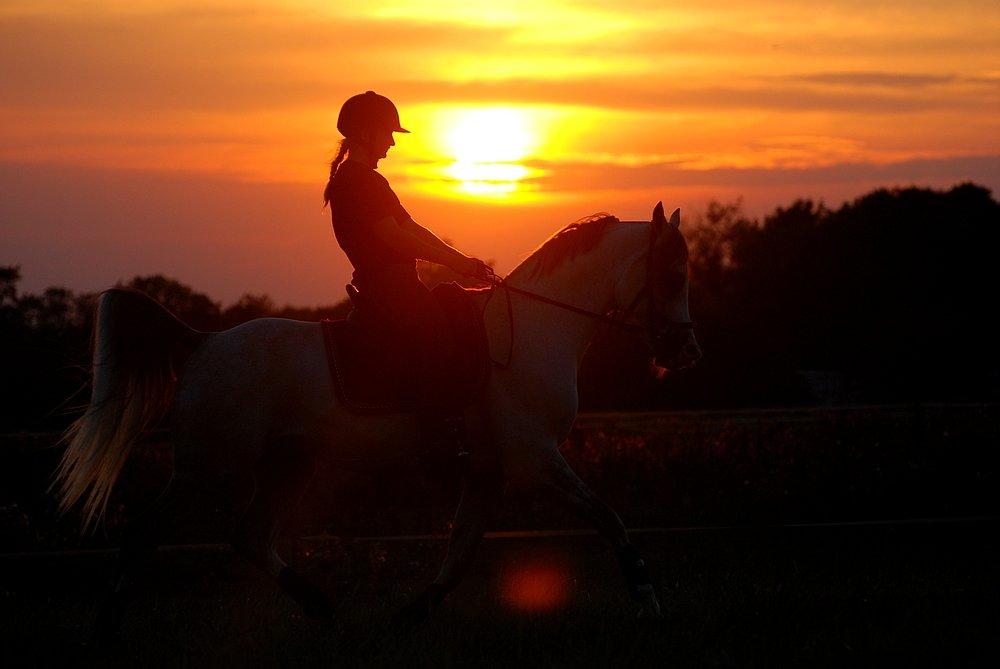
[
  {"x1": 3, "y1": 405, "x2": 998, "y2": 665},
  {"x1": 3, "y1": 519, "x2": 997, "y2": 667}
]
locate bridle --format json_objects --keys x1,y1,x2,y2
[{"x1": 479, "y1": 229, "x2": 695, "y2": 369}]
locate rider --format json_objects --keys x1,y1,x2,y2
[{"x1": 322, "y1": 91, "x2": 492, "y2": 441}]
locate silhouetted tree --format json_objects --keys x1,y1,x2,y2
[
  {"x1": 672, "y1": 182, "x2": 1000, "y2": 406},
  {"x1": 222, "y1": 293, "x2": 276, "y2": 328},
  {"x1": 119, "y1": 275, "x2": 222, "y2": 330},
  {"x1": 1, "y1": 266, "x2": 23, "y2": 330}
]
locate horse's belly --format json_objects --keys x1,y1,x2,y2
[{"x1": 308, "y1": 409, "x2": 422, "y2": 466}]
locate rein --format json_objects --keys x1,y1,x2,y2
[
  {"x1": 502, "y1": 281, "x2": 645, "y2": 331},
  {"x1": 478, "y1": 265, "x2": 693, "y2": 369}
]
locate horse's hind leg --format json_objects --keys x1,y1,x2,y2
[
  {"x1": 535, "y1": 447, "x2": 662, "y2": 617},
  {"x1": 230, "y1": 434, "x2": 334, "y2": 620},
  {"x1": 92, "y1": 464, "x2": 177, "y2": 647},
  {"x1": 93, "y1": 515, "x2": 161, "y2": 646}
]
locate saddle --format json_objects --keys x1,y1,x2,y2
[{"x1": 321, "y1": 282, "x2": 490, "y2": 414}]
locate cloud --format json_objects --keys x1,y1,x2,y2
[
  {"x1": 788, "y1": 72, "x2": 958, "y2": 88},
  {"x1": 523, "y1": 153, "x2": 1000, "y2": 192},
  {"x1": 2, "y1": 1, "x2": 996, "y2": 196},
  {"x1": 3, "y1": 6, "x2": 997, "y2": 116},
  {"x1": 385, "y1": 76, "x2": 998, "y2": 114},
  {"x1": 0, "y1": 9, "x2": 515, "y2": 112},
  {"x1": 612, "y1": 27, "x2": 1000, "y2": 60}
]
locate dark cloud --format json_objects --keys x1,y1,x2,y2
[
  {"x1": 522, "y1": 153, "x2": 1000, "y2": 191},
  {"x1": 789, "y1": 72, "x2": 958, "y2": 88}
]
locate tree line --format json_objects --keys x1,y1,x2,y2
[
  {"x1": 581, "y1": 182, "x2": 1000, "y2": 409},
  {"x1": 2, "y1": 182, "x2": 997, "y2": 429}
]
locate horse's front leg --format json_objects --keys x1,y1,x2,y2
[
  {"x1": 393, "y1": 458, "x2": 504, "y2": 629},
  {"x1": 534, "y1": 445, "x2": 662, "y2": 618}
]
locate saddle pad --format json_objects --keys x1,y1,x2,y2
[{"x1": 321, "y1": 282, "x2": 490, "y2": 414}]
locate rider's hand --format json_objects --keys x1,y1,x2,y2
[{"x1": 460, "y1": 257, "x2": 493, "y2": 282}]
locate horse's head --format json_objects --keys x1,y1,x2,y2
[{"x1": 615, "y1": 202, "x2": 701, "y2": 376}]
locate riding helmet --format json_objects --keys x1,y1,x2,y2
[{"x1": 337, "y1": 91, "x2": 410, "y2": 137}]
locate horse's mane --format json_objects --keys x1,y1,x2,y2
[{"x1": 519, "y1": 212, "x2": 620, "y2": 280}]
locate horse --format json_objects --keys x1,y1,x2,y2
[{"x1": 53, "y1": 201, "x2": 700, "y2": 638}]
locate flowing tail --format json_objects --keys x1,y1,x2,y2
[{"x1": 52, "y1": 288, "x2": 207, "y2": 533}]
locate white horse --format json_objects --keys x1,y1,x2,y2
[{"x1": 54, "y1": 202, "x2": 700, "y2": 637}]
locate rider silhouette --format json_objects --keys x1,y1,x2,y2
[{"x1": 323, "y1": 91, "x2": 491, "y2": 444}]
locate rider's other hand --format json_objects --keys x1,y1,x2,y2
[
  {"x1": 470, "y1": 258, "x2": 493, "y2": 281},
  {"x1": 461, "y1": 257, "x2": 492, "y2": 281}
]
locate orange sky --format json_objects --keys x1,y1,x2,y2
[{"x1": 2, "y1": 1, "x2": 998, "y2": 304}]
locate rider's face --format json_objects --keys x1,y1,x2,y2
[{"x1": 361, "y1": 127, "x2": 395, "y2": 163}]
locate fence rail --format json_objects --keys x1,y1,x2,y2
[
  {"x1": 3, "y1": 402, "x2": 998, "y2": 553},
  {"x1": 4, "y1": 402, "x2": 998, "y2": 444}
]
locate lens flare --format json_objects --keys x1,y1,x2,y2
[{"x1": 501, "y1": 561, "x2": 569, "y2": 612}]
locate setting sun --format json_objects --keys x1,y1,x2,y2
[
  {"x1": 445, "y1": 107, "x2": 534, "y2": 164},
  {"x1": 399, "y1": 103, "x2": 571, "y2": 202},
  {"x1": 441, "y1": 107, "x2": 538, "y2": 197}
]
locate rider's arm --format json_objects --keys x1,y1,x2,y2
[
  {"x1": 370, "y1": 216, "x2": 470, "y2": 269},
  {"x1": 398, "y1": 217, "x2": 466, "y2": 263}
]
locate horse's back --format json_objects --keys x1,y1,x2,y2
[
  {"x1": 169, "y1": 318, "x2": 332, "y2": 471},
  {"x1": 166, "y1": 312, "x2": 492, "y2": 472}
]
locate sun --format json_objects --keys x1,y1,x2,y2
[
  {"x1": 441, "y1": 107, "x2": 538, "y2": 197},
  {"x1": 399, "y1": 104, "x2": 557, "y2": 201},
  {"x1": 445, "y1": 108, "x2": 534, "y2": 164}
]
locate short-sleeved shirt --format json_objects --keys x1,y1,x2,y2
[{"x1": 328, "y1": 159, "x2": 418, "y2": 289}]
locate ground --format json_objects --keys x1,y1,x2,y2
[{"x1": 2, "y1": 519, "x2": 997, "y2": 667}]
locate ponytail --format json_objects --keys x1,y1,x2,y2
[{"x1": 322, "y1": 137, "x2": 351, "y2": 209}]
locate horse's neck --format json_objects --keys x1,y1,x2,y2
[{"x1": 492, "y1": 222, "x2": 647, "y2": 372}]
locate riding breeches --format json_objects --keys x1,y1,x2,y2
[{"x1": 358, "y1": 278, "x2": 455, "y2": 408}]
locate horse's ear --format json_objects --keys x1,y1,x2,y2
[
  {"x1": 670, "y1": 207, "x2": 680, "y2": 228},
  {"x1": 652, "y1": 201, "x2": 666, "y2": 237}
]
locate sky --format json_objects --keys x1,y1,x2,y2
[{"x1": 2, "y1": 0, "x2": 998, "y2": 305}]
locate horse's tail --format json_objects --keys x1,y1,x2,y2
[{"x1": 52, "y1": 288, "x2": 207, "y2": 533}]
